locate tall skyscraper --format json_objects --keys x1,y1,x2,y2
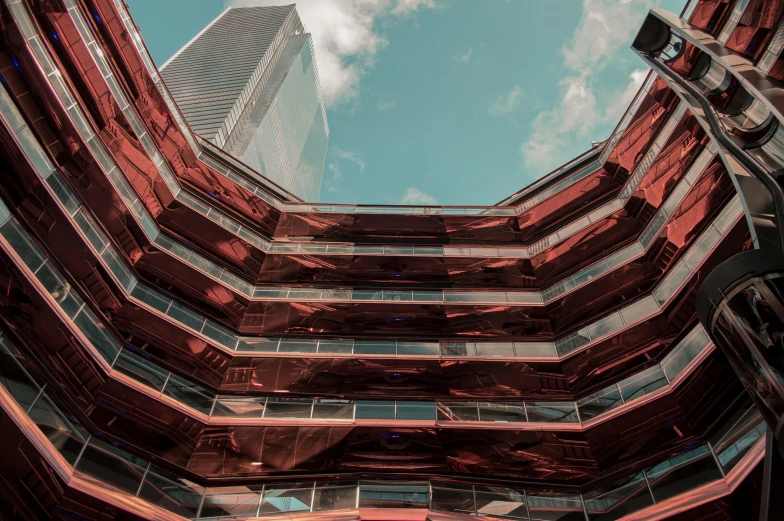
[
  {"x1": 161, "y1": 5, "x2": 328, "y2": 201},
  {"x1": 3, "y1": 0, "x2": 784, "y2": 519}
]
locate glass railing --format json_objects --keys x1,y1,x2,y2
[
  {"x1": 710, "y1": 404, "x2": 767, "y2": 474},
  {"x1": 113, "y1": 323, "x2": 711, "y2": 426},
  {"x1": 0, "y1": 332, "x2": 91, "y2": 466},
  {"x1": 716, "y1": 0, "x2": 750, "y2": 44},
  {"x1": 248, "y1": 286, "x2": 544, "y2": 304},
  {"x1": 515, "y1": 163, "x2": 602, "y2": 213},
  {"x1": 21, "y1": 0, "x2": 379, "y2": 264},
  {"x1": 44, "y1": 0, "x2": 733, "y2": 293},
  {"x1": 543, "y1": 143, "x2": 718, "y2": 302},
  {"x1": 0, "y1": 217, "x2": 122, "y2": 364},
  {"x1": 0, "y1": 81, "x2": 543, "y2": 307},
  {"x1": 113, "y1": 351, "x2": 214, "y2": 415},
  {"x1": 59, "y1": 438, "x2": 774, "y2": 519},
  {"x1": 239, "y1": 338, "x2": 559, "y2": 357},
  {"x1": 498, "y1": 146, "x2": 602, "y2": 207},
  {"x1": 272, "y1": 242, "x2": 445, "y2": 256},
  {"x1": 512, "y1": 73, "x2": 674, "y2": 216},
  {"x1": 558, "y1": 195, "x2": 740, "y2": 357},
  {"x1": 575, "y1": 326, "x2": 708, "y2": 419},
  {"x1": 109, "y1": 0, "x2": 282, "y2": 210},
  {"x1": 0, "y1": 335, "x2": 765, "y2": 521},
  {"x1": 681, "y1": 0, "x2": 699, "y2": 20},
  {"x1": 599, "y1": 72, "x2": 661, "y2": 165},
  {"x1": 758, "y1": 17, "x2": 784, "y2": 72},
  {"x1": 281, "y1": 203, "x2": 517, "y2": 215},
  {"x1": 510, "y1": 69, "x2": 661, "y2": 218},
  {"x1": 527, "y1": 101, "x2": 689, "y2": 255},
  {"x1": 33, "y1": 0, "x2": 278, "y2": 251}
]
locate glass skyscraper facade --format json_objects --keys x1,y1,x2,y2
[
  {"x1": 2, "y1": 0, "x2": 784, "y2": 519},
  {"x1": 161, "y1": 6, "x2": 328, "y2": 201}
]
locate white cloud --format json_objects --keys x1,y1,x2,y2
[
  {"x1": 488, "y1": 86, "x2": 522, "y2": 117},
  {"x1": 606, "y1": 68, "x2": 648, "y2": 123},
  {"x1": 399, "y1": 187, "x2": 438, "y2": 205},
  {"x1": 323, "y1": 163, "x2": 342, "y2": 192},
  {"x1": 334, "y1": 148, "x2": 366, "y2": 171},
  {"x1": 227, "y1": 0, "x2": 438, "y2": 106},
  {"x1": 322, "y1": 149, "x2": 365, "y2": 195},
  {"x1": 520, "y1": 0, "x2": 656, "y2": 172},
  {"x1": 392, "y1": 0, "x2": 438, "y2": 15},
  {"x1": 376, "y1": 97, "x2": 397, "y2": 111},
  {"x1": 453, "y1": 47, "x2": 473, "y2": 64}
]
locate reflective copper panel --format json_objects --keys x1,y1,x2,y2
[{"x1": 0, "y1": 0, "x2": 777, "y2": 519}]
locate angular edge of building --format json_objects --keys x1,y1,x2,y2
[{"x1": 0, "y1": 0, "x2": 782, "y2": 520}]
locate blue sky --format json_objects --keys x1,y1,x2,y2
[{"x1": 127, "y1": 0, "x2": 685, "y2": 205}]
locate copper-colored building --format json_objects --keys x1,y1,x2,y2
[{"x1": 0, "y1": 0, "x2": 782, "y2": 520}]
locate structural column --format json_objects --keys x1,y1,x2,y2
[{"x1": 698, "y1": 248, "x2": 784, "y2": 457}]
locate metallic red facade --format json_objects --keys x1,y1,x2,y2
[{"x1": 0, "y1": 0, "x2": 779, "y2": 520}]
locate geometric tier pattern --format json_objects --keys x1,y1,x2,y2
[{"x1": 0, "y1": 0, "x2": 781, "y2": 520}]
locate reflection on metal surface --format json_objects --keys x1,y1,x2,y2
[
  {"x1": 0, "y1": 0, "x2": 775, "y2": 517},
  {"x1": 0, "y1": 214, "x2": 724, "y2": 428},
  {"x1": 0, "y1": 339, "x2": 767, "y2": 520}
]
